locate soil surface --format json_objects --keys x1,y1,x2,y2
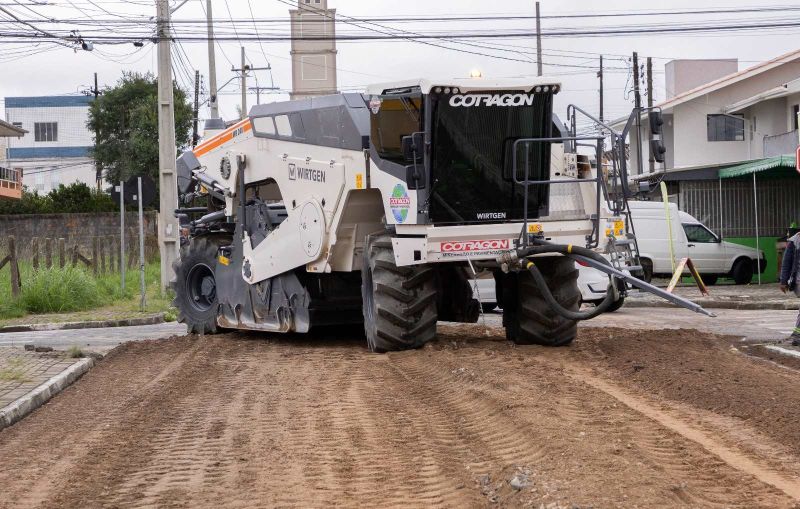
[{"x1": 1, "y1": 325, "x2": 799, "y2": 508}]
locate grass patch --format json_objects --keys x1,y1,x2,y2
[
  {"x1": 0, "y1": 260, "x2": 172, "y2": 323},
  {"x1": 66, "y1": 345, "x2": 85, "y2": 358},
  {"x1": 0, "y1": 358, "x2": 31, "y2": 383}
]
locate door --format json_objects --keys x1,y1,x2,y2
[{"x1": 683, "y1": 223, "x2": 725, "y2": 272}]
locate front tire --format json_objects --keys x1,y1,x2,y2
[
  {"x1": 731, "y1": 258, "x2": 754, "y2": 285},
  {"x1": 171, "y1": 236, "x2": 229, "y2": 334},
  {"x1": 504, "y1": 257, "x2": 580, "y2": 346},
  {"x1": 361, "y1": 234, "x2": 438, "y2": 352}
]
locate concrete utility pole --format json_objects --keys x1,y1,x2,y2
[
  {"x1": 597, "y1": 55, "x2": 604, "y2": 123},
  {"x1": 206, "y1": 0, "x2": 218, "y2": 119},
  {"x1": 535, "y1": 2, "x2": 543, "y2": 77},
  {"x1": 240, "y1": 46, "x2": 247, "y2": 120},
  {"x1": 249, "y1": 85, "x2": 280, "y2": 105},
  {"x1": 91, "y1": 72, "x2": 102, "y2": 189},
  {"x1": 192, "y1": 69, "x2": 200, "y2": 147},
  {"x1": 647, "y1": 56, "x2": 655, "y2": 173},
  {"x1": 632, "y1": 52, "x2": 642, "y2": 176},
  {"x1": 156, "y1": 0, "x2": 180, "y2": 290}
]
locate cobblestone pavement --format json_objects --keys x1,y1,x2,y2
[
  {"x1": 0, "y1": 323, "x2": 187, "y2": 353},
  {"x1": 0, "y1": 349, "x2": 82, "y2": 409}
]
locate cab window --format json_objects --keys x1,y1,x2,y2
[
  {"x1": 370, "y1": 95, "x2": 422, "y2": 164},
  {"x1": 683, "y1": 224, "x2": 718, "y2": 243}
]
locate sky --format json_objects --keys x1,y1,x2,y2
[{"x1": 1, "y1": 0, "x2": 799, "y2": 130}]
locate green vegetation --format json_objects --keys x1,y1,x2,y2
[
  {"x1": 66, "y1": 345, "x2": 85, "y2": 359},
  {"x1": 0, "y1": 260, "x2": 174, "y2": 324},
  {"x1": 88, "y1": 71, "x2": 193, "y2": 186},
  {"x1": 0, "y1": 182, "x2": 117, "y2": 215},
  {"x1": 0, "y1": 358, "x2": 31, "y2": 383}
]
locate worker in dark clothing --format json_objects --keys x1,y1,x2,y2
[{"x1": 779, "y1": 224, "x2": 800, "y2": 345}]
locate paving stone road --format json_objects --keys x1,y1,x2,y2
[
  {"x1": 0, "y1": 349, "x2": 83, "y2": 409},
  {"x1": 0, "y1": 323, "x2": 187, "y2": 353}
]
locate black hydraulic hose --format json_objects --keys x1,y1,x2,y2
[{"x1": 515, "y1": 241, "x2": 619, "y2": 321}]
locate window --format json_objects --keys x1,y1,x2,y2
[
  {"x1": 275, "y1": 115, "x2": 292, "y2": 137},
  {"x1": 34, "y1": 122, "x2": 58, "y2": 142},
  {"x1": 706, "y1": 114, "x2": 743, "y2": 142},
  {"x1": 794, "y1": 104, "x2": 799, "y2": 131},
  {"x1": 35, "y1": 171, "x2": 45, "y2": 192},
  {"x1": 683, "y1": 224, "x2": 718, "y2": 243},
  {"x1": 370, "y1": 96, "x2": 422, "y2": 164},
  {"x1": 12, "y1": 122, "x2": 21, "y2": 129},
  {"x1": 252, "y1": 116, "x2": 276, "y2": 135}
]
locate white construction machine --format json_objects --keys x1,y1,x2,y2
[{"x1": 173, "y1": 77, "x2": 711, "y2": 352}]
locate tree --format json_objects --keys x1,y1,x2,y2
[
  {"x1": 88, "y1": 72, "x2": 193, "y2": 186},
  {"x1": 0, "y1": 182, "x2": 116, "y2": 215}
]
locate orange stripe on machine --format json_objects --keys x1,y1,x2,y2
[{"x1": 193, "y1": 120, "x2": 252, "y2": 157}]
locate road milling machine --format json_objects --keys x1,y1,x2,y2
[{"x1": 173, "y1": 78, "x2": 711, "y2": 352}]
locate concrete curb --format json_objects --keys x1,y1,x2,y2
[
  {"x1": 0, "y1": 357, "x2": 95, "y2": 431},
  {"x1": 0, "y1": 313, "x2": 165, "y2": 334},
  {"x1": 625, "y1": 299, "x2": 799, "y2": 311}
]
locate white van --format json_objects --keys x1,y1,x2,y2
[{"x1": 628, "y1": 201, "x2": 765, "y2": 285}]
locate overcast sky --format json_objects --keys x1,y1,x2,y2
[{"x1": 2, "y1": 0, "x2": 799, "y2": 128}]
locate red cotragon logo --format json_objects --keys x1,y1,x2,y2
[{"x1": 441, "y1": 239, "x2": 509, "y2": 252}]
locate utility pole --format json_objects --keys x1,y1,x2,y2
[
  {"x1": 192, "y1": 69, "x2": 200, "y2": 147},
  {"x1": 206, "y1": 0, "x2": 218, "y2": 119},
  {"x1": 249, "y1": 85, "x2": 280, "y2": 105},
  {"x1": 535, "y1": 1, "x2": 543, "y2": 76},
  {"x1": 632, "y1": 51, "x2": 642, "y2": 176},
  {"x1": 647, "y1": 56, "x2": 655, "y2": 173},
  {"x1": 156, "y1": 0, "x2": 180, "y2": 291},
  {"x1": 91, "y1": 72, "x2": 102, "y2": 190},
  {"x1": 597, "y1": 55, "x2": 604, "y2": 123},
  {"x1": 240, "y1": 47, "x2": 247, "y2": 119}
]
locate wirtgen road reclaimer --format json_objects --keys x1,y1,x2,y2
[{"x1": 173, "y1": 78, "x2": 711, "y2": 352}]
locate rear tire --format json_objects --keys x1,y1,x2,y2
[
  {"x1": 361, "y1": 234, "x2": 438, "y2": 352},
  {"x1": 505, "y1": 257, "x2": 580, "y2": 346},
  {"x1": 171, "y1": 235, "x2": 230, "y2": 334},
  {"x1": 731, "y1": 258, "x2": 753, "y2": 285}
]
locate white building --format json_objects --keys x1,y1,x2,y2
[
  {"x1": 621, "y1": 49, "x2": 800, "y2": 175},
  {"x1": 4, "y1": 95, "x2": 96, "y2": 194}
]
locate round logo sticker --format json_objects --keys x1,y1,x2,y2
[{"x1": 389, "y1": 184, "x2": 411, "y2": 223}]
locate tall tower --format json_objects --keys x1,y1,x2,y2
[{"x1": 289, "y1": 0, "x2": 338, "y2": 99}]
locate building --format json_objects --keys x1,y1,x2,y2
[
  {"x1": 288, "y1": 0, "x2": 338, "y2": 99},
  {"x1": 0, "y1": 118, "x2": 27, "y2": 200},
  {"x1": 616, "y1": 49, "x2": 800, "y2": 282},
  {"x1": 4, "y1": 95, "x2": 96, "y2": 194}
]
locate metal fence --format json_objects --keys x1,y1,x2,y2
[{"x1": 679, "y1": 177, "x2": 800, "y2": 238}]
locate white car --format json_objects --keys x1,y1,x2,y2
[
  {"x1": 471, "y1": 263, "x2": 627, "y2": 313},
  {"x1": 628, "y1": 201, "x2": 766, "y2": 285}
]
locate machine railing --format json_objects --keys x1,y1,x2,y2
[{"x1": 512, "y1": 135, "x2": 605, "y2": 249}]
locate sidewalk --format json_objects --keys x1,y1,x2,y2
[
  {"x1": 626, "y1": 282, "x2": 799, "y2": 310},
  {"x1": 0, "y1": 347, "x2": 94, "y2": 430}
]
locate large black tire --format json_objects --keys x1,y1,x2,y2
[
  {"x1": 504, "y1": 257, "x2": 581, "y2": 346},
  {"x1": 702, "y1": 275, "x2": 718, "y2": 286},
  {"x1": 171, "y1": 236, "x2": 229, "y2": 334},
  {"x1": 731, "y1": 258, "x2": 754, "y2": 285},
  {"x1": 361, "y1": 234, "x2": 438, "y2": 352}
]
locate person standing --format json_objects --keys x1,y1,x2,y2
[{"x1": 779, "y1": 225, "x2": 800, "y2": 346}]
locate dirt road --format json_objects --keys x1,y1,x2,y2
[{"x1": 1, "y1": 325, "x2": 799, "y2": 508}]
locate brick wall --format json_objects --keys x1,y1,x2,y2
[{"x1": 0, "y1": 211, "x2": 158, "y2": 259}]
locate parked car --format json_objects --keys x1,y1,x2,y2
[
  {"x1": 628, "y1": 201, "x2": 765, "y2": 285},
  {"x1": 470, "y1": 263, "x2": 627, "y2": 313}
]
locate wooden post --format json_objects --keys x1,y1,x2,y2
[
  {"x1": 92, "y1": 237, "x2": 99, "y2": 276},
  {"x1": 110, "y1": 237, "x2": 117, "y2": 273},
  {"x1": 9, "y1": 236, "x2": 20, "y2": 298},
  {"x1": 71, "y1": 244, "x2": 79, "y2": 267},
  {"x1": 45, "y1": 238, "x2": 52, "y2": 269},
  {"x1": 58, "y1": 238, "x2": 66, "y2": 268},
  {"x1": 100, "y1": 239, "x2": 107, "y2": 275},
  {"x1": 32, "y1": 237, "x2": 39, "y2": 270}
]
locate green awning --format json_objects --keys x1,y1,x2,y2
[{"x1": 719, "y1": 154, "x2": 797, "y2": 178}]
